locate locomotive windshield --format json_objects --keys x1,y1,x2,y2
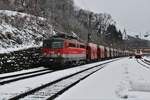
[{"x1": 43, "y1": 40, "x2": 64, "y2": 49}]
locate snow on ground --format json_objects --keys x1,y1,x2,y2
[
  {"x1": 144, "y1": 56, "x2": 150, "y2": 61},
  {"x1": 0, "y1": 10, "x2": 45, "y2": 20},
  {"x1": 0, "y1": 59, "x2": 117, "y2": 99},
  {"x1": 0, "y1": 67, "x2": 47, "y2": 78},
  {"x1": 0, "y1": 10, "x2": 52, "y2": 53},
  {"x1": 55, "y1": 58, "x2": 150, "y2": 100},
  {"x1": 137, "y1": 58, "x2": 150, "y2": 69}
]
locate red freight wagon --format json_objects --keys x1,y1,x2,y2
[
  {"x1": 110, "y1": 48, "x2": 114, "y2": 58},
  {"x1": 97, "y1": 45, "x2": 105, "y2": 60},
  {"x1": 86, "y1": 43, "x2": 97, "y2": 61},
  {"x1": 113, "y1": 49, "x2": 117, "y2": 58},
  {"x1": 105, "y1": 47, "x2": 110, "y2": 59}
]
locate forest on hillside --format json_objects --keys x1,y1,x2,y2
[{"x1": 0, "y1": 0, "x2": 149, "y2": 49}]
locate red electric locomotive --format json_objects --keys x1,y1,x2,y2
[{"x1": 41, "y1": 32, "x2": 86, "y2": 68}]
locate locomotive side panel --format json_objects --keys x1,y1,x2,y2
[{"x1": 64, "y1": 40, "x2": 86, "y2": 63}]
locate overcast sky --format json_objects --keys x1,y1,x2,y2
[{"x1": 74, "y1": 0, "x2": 150, "y2": 36}]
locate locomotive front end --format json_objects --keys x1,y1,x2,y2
[{"x1": 41, "y1": 38, "x2": 66, "y2": 67}]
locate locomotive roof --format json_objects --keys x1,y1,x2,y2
[
  {"x1": 44, "y1": 37, "x2": 83, "y2": 43},
  {"x1": 52, "y1": 31, "x2": 78, "y2": 40},
  {"x1": 44, "y1": 38, "x2": 65, "y2": 41},
  {"x1": 47, "y1": 33, "x2": 85, "y2": 43}
]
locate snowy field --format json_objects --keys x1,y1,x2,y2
[
  {"x1": 56, "y1": 58, "x2": 150, "y2": 100},
  {"x1": 0, "y1": 59, "x2": 118, "y2": 99},
  {"x1": 0, "y1": 57, "x2": 150, "y2": 100},
  {"x1": 144, "y1": 56, "x2": 150, "y2": 61}
]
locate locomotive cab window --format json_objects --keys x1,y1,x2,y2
[
  {"x1": 69, "y1": 43, "x2": 76, "y2": 48},
  {"x1": 80, "y1": 44, "x2": 85, "y2": 48},
  {"x1": 43, "y1": 40, "x2": 64, "y2": 49}
]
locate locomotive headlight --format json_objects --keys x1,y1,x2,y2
[
  {"x1": 43, "y1": 53, "x2": 47, "y2": 56},
  {"x1": 57, "y1": 53, "x2": 60, "y2": 56},
  {"x1": 57, "y1": 53, "x2": 63, "y2": 58},
  {"x1": 57, "y1": 53, "x2": 61, "y2": 56}
]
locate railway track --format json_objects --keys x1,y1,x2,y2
[
  {"x1": 136, "y1": 59, "x2": 150, "y2": 70},
  {"x1": 142, "y1": 59, "x2": 150, "y2": 65},
  {"x1": 0, "y1": 68, "x2": 49, "y2": 80},
  {"x1": 0, "y1": 68, "x2": 53, "y2": 85},
  {"x1": 6, "y1": 59, "x2": 119, "y2": 100}
]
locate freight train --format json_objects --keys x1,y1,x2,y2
[
  {"x1": 134, "y1": 49, "x2": 143, "y2": 58},
  {"x1": 41, "y1": 32, "x2": 132, "y2": 69}
]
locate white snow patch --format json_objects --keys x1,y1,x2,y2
[
  {"x1": 0, "y1": 67, "x2": 46, "y2": 78},
  {"x1": 0, "y1": 10, "x2": 52, "y2": 53},
  {"x1": 0, "y1": 10, "x2": 46, "y2": 20},
  {"x1": 55, "y1": 58, "x2": 150, "y2": 100},
  {"x1": 0, "y1": 59, "x2": 118, "y2": 99}
]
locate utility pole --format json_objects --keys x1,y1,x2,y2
[
  {"x1": 88, "y1": 13, "x2": 93, "y2": 43},
  {"x1": 50, "y1": 0, "x2": 55, "y2": 25}
]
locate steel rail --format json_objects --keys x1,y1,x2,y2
[
  {"x1": 8, "y1": 59, "x2": 119, "y2": 100},
  {"x1": 0, "y1": 70, "x2": 54, "y2": 85}
]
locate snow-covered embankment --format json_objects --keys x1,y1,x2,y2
[{"x1": 0, "y1": 10, "x2": 52, "y2": 53}]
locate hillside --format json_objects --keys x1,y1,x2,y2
[
  {"x1": 0, "y1": 10, "x2": 52, "y2": 53},
  {"x1": 124, "y1": 35, "x2": 150, "y2": 49}
]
